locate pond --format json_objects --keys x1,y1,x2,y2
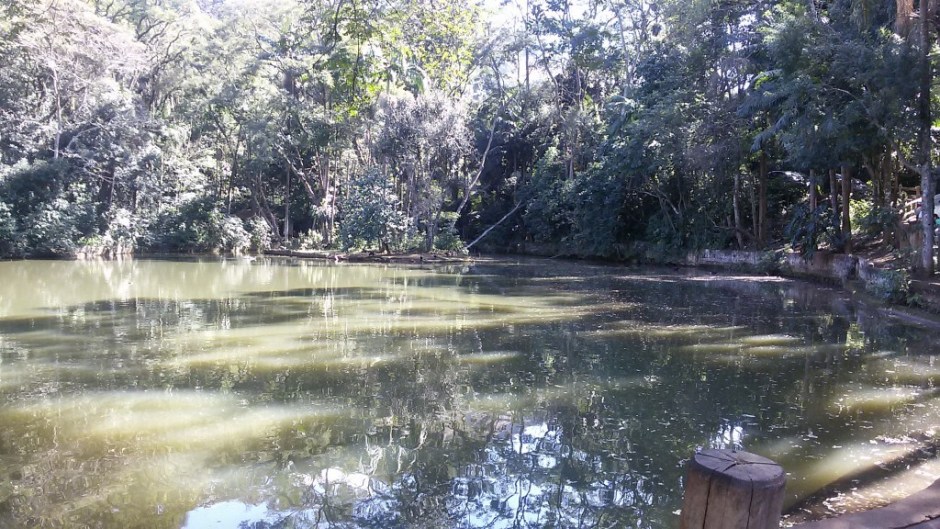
[{"x1": 0, "y1": 257, "x2": 938, "y2": 529}]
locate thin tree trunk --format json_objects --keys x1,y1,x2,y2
[
  {"x1": 758, "y1": 151, "x2": 768, "y2": 246},
  {"x1": 809, "y1": 170, "x2": 818, "y2": 211},
  {"x1": 50, "y1": 62, "x2": 62, "y2": 159},
  {"x1": 750, "y1": 172, "x2": 759, "y2": 242},
  {"x1": 891, "y1": 152, "x2": 900, "y2": 208},
  {"x1": 733, "y1": 172, "x2": 744, "y2": 249},
  {"x1": 829, "y1": 168, "x2": 839, "y2": 230},
  {"x1": 253, "y1": 171, "x2": 282, "y2": 245},
  {"x1": 878, "y1": 153, "x2": 888, "y2": 208},
  {"x1": 524, "y1": 0, "x2": 530, "y2": 92},
  {"x1": 918, "y1": 0, "x2": 935, "y2": 275},
  {"x1": 426, "y1": 210, "x2": 441, "y2": 252},
  {"x1": 227, "y1": 130, "x2": 241, "y2": 214},
  {"x1": 841, "y1": 165, "x2": 852, "y2": 253},
  {"x1": 456, "y1": 106, "x2": 502, "y2": 216},
  {"x1": 284, "y1": 167, "x2": 291, "y2": 239},
  {"x1": 465, "y1": 202, "x2": 524, "y2": 251}
]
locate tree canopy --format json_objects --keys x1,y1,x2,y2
[{"x1": 0, "y1": 0, "x2": 936, "y2": 272}]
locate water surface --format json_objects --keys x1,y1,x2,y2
[{"x1": 0, "y1": 258, "x2": 938, "y2": 528}]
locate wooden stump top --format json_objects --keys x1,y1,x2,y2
[
  {"x1": 691, "y1": 449, "x2": 786, "y2": 488},
  {"x1": 681, "y1": 449, "x2": 787, "y2": 529}
]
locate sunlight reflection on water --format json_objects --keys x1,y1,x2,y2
[{"x1": 0, "y1": 258, "x2": 938, "y2": 528}]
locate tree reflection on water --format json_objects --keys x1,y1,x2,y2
[{"x1": 0, "y1": 258, "x2": 938, "y2": 528}]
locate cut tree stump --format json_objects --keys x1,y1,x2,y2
[{"x1": 680, "y1": 449, "x2": 786, "y2": 529}]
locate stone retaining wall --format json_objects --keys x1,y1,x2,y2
[
  {"x1": 687, "y1": 249, "x2": 859, "y2": 283},
  {"x1": 780, "y1": 251, "x2": 858, "y2": 283},
  {"x1": 686, "y1": 249, "x2": 940, "y2": 314},
  {"x1": 688, "y1": 249, "x2": 767, "y2": 268}
]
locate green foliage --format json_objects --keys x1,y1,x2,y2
[
  {"x1": 785, "y1": 203, "x2": 835, "y2": 256},
  {"x1": 220, "y1": 216, "x2": 251, "y2": 255},
  {"x1": 520, "y1": 145, "x2": 574, "y2": 243},
  {"x1": 149, "y1": 198, "x2": 227, "y2": 254},
  {"x1": 0, "y1": 160, "x2": 95, "y2": 257},
  {"x1": 339, "y1": 170, "x2": 410, "y2": 252},
  {"x1": 26, "y1": 195, "x2": 96, "y2": 257},
  {"x1": 757, "y1": 251, "x2": 784, "y2": 275},
  {"x1": 851, "y1": 199, "x2": 897, "y2": 238},
  {"x1": 0, "y1": 0, "x2": 929, "y2": 265},
  {"x1": 865, "y1": 269, "x2": 910, "y2": 304},
  {"x1": 95, "y1": 208, "x2": 142, "y2": 255},
  {"x1": 292, "y1": 230, "x2": 326, "y2": 251},
  {"x1": 247, "y1": 217, "x2": 274, "y2": 253},
  {"x1": 0, "y1": 202, "x2": 21, "y2": 257},
  {"x1": 569, "y1": 162, "x2": 640, "y2": 257},
  {"x1": 373, "y1": 91, "x2": 470, "y2": 250},
  {"x1": 433, "y1": 211, "x2": 464, "y2": 252}
]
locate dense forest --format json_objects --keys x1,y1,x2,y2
[{"x1": 0, "y1": 0, "x2": 937, "y2": 272}]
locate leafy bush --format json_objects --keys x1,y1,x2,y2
[
  {"x1": 247, "y1": 217, "x2": 273, "y2": 252},
  {"x1": 292, "y1": 230, "x2": 325, "y2": 250},
  {"x1": 101, "y1": 208, "x2": 142, "y2": 253},
  {"x1": 865, "y1": 269, "x2": 909, "y2": 303},
  {"x1": 785, "y1": 203, "x2": 837, "y2": 256},
  {"x1": 339, "y1": 169, "x2": 410, "y2": 252},
  {"x1": 0, "y1": 202, "x2": 23, "y2": 257},
  {"x1": 148, "y1": 197, "x2": 226, "y2": 253},
  {"x1": 433, "y1": 211, "x2": 464, "y2": 251},
  {"x1": 0, "y1": 159, "x2": 95, "y2": 257},
  {"x1": 520, "y1": 145, "x2": 574, "y2": 243},
  {"x1": 851, "y1": 199, "x2": 897, "y2": 238},
  {"x1": 220, "y1": 216, "x2": 251, "y2": 254},
  {"x1": 25, "y1": 197, "x2": 96, "y2": 257}
]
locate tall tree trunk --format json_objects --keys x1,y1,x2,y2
[
  {"x1": 877, "y1": 156, "x2": 885, "y2": 208},
  {"x1": 253, "y1": 170, "x2": 281, "y2": 246},
  {"x1": 841, "y1": 165, "x2": 852, "y2": 253},
  {"x1": 50, "y1": 62, "x2": 62, "y2": 159},
  {"x1": 324, "y1": 154, "x2": 333, "y2": 246},
  {"x1": 878, "y1": 153, "x2": 888, "y2": 208},
  {"x1": 227, "y1": 130, "x2": 241, "y2": 215},
  {"x1": 750, "y1": 172, "x2": 759, "y2": 242},
  {"x1": 733, "y1": 172, "x2": 745, "y2": 249},
  {"x1": 829, "y1": 168, "x2": 839, "y2": 231},
  {"x1": 809, "y1": 169, "x2": 818, "y2": 211},
  {"x1": 520, "y1": 0, "x2": 530, "y2": 92},
  {"x1": 524, "y1": 45, "x2": 530, "y2": 92},
  {"x1": 898, "y1": 0, "x2": 914, "y2": 36},
  {"x1": 758, "y1": 151, "x2": 768, "y2": 247},
  {"x1": 891, "y1": 152, "x2": 900, "y2": 208},
  {"x1": 284, "y1": 167, "x2": 291, "y2": 239},
  {"x1": 918, "y1": 0, "x2": 935, "y2": 275}
]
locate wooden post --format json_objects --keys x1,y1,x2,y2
[{"x1": 680, "y1": 449, "x2": 786, "y2": 529}]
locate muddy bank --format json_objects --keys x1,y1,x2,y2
[{"x1": 264, "y1": 248, "x2": 474, "y2": 264}]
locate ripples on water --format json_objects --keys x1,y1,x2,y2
[{"x1": 0, "y1": 258, "x2": 938, "y2": 528}]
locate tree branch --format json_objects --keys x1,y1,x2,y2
[{"x1": 465, "y1": 201, "x2": 524, "y2": 250}]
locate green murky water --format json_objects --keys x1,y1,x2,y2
[{"x1": 0, "y1": 258, "x2": 938, "y2": 528}]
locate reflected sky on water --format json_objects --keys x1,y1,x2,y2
[{"x1": 0, "y1": 257, "x2": 938, "y2": 528}]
